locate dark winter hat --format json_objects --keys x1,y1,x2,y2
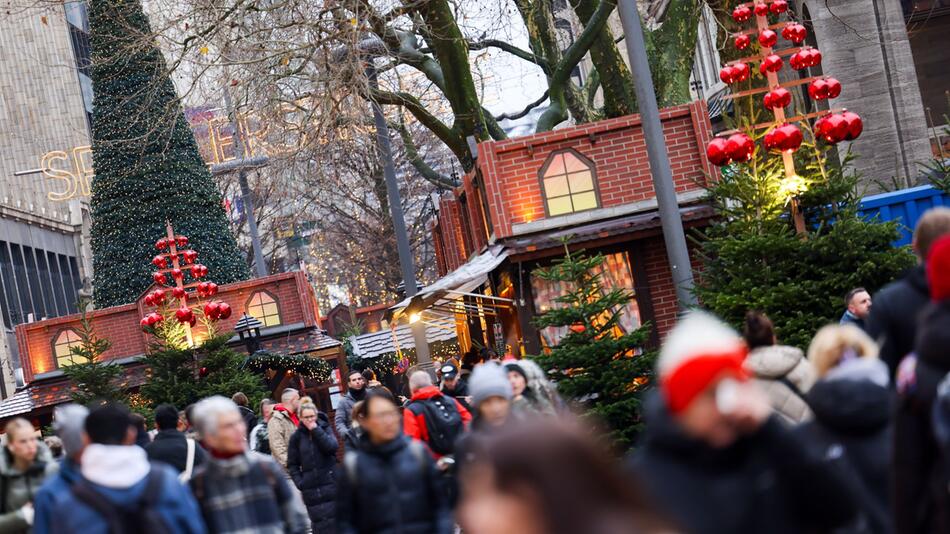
[
  {"x1": 504, "y1": 363, "x2": 528, "y2": 382},
  {"x1": 440, "y1": 362, "x2": 458, "y2": 380},
  {"x1": 469, "y1": 364, "x2": 513, "y2": 408},
  {"x1": 927, "y1": 234, "x2": 950, "y2": 301}
]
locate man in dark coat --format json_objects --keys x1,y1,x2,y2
[
  {"x1": 439, "y1": 362, "x2": 471, "y2": 413},
  {"x1": 866, "y1": 207, "x2": 950, "y2": 375},
  {"x1": 335, "y1": 371, "x2": 366, "y2": 442},
  {"x1": 145, "y1": 404, "x2": 207, "y2": 475},
  {"x1": 632, "y1": 311, "x2": 858, "y2": 534},
  {"x1": 288, "y1": 404, "x2": 339, "y2": 533}
]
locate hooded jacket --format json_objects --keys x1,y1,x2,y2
[
  {"x1": 32, "y1": 457, "x2": 80, "y2": 534},
  {"x1": 798, "y1": 358, "x2": 893, "y2": 534},
  {"x1": 745, "y1": 345, "x2": 816, "y2": 424},
  {"x1": 403, "y1": 386, "x2": 472, "y2": 458},
  {"x1": 267, "y1": 404, "x2": 298, "y2": 468},
  {"x1": 0, "y1": 441, "x2": 58, "y2": 533},
  {"x1": 894, "y1": 301, "x2": 950, "y2": 534},
  {"x1": 632, "y1": 394, "x2": 858, "y2": 534},
  {"x1": 866, "y1": 265, "x2": 930, "y2": 374},
  {"x1": 334, "y1": 389, "x2": 365, "y2": 441},
  {"x1": 287, "y1": 412, "x2": 339, "y2": 533}
]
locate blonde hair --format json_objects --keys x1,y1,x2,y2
[
  {"x1": 807, "y1": 324, "x2": 879, "y2": 377},
  {"x1": 3, "y1": 418, "x2": 35, "y2": 443},
  {"x1": 297, "y1": 402, "x2": 318, "y2": 418}
]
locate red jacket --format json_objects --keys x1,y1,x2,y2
[{"x1": 403, "y1": 385, "x2": 472, "y2": 458}]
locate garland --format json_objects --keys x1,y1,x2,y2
[{"x1": 243, "y1": 350, "x2": 332, "y2": 383}]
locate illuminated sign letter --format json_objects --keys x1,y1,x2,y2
[{"x1": 42, "y1": 151, "x2": 76, "y2": 201}]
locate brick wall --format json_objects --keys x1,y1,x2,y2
[
  {"x1": 437, "y1": 196, "x2": 468, "y2": 272},
  {"x1": 16, "y1": 271, "x2": 318, "y2": 383}
]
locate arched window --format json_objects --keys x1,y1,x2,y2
[
  {"x1": 539, "y1": 149, "x2": 599, "y2": 217},
  {"x1": 247, "y1": 291, "x2": 281, "y2": 327},
  {"x1": 53, "y1": 328, "x2": 82, "y2": 369}
]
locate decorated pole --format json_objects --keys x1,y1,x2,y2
[{"x1": 707, "y1": 0, "x2": 863, "y2": 235}]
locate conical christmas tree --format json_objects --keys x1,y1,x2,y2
[{"x1": 88, "y1": 0, "x2": 249, "y2": 307}]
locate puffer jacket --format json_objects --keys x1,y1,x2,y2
[
  {"x1": 0, "y1": 442, "x2": 58, "y2": 533},
  {"x1": 798, "y1": 358, "x2": 893, "y2": 534},
  {"x1": 287, "y1": 413, "x2": 339, "y2": 533},
  {"x1": 745, "y1": 345, "x2": 816, "y2": 424},
  {"x1": 337, "y1": 434, "x2": 452, "y2": 534},
  {"x1": 267, "y1": 406, "x2": 297, "y2": 468}
]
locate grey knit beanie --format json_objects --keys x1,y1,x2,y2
[{"x1": 469, "y1": 363, "x2": 513, "y2": 408}]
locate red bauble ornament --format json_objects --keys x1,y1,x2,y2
[
  {"x1": 734, "y1": 34, "x2": 751, "y2": 50},
  {"x1": 819, "y1": 114, "x2": 849, "y2": 143},
  {"x1": 808, "y1": 79, "x2": 829, "y2": 100},
  {"x1": 725, "y1": 133, "x2": 756, "y2": 163},
  {"x1": 206, "y1": 283, "x2": 219, "y2": 296},
  {"x1": 792, "y1": 48, "x2": 822, "y2": 70},
  {"x1": 719, "y1": 65, "x2": 737, "y2": 84},
  {"x1": 175, "y1": 306, "x2": 194, "y2": 323},
  {"x1": 753, "y1": 2, "x2": 769, "y2": 16},
  {"x1": 733, "y1": 62, "x2": 750, "y2": 82},
  {"x1": 841, "y1": 111, "x2": 864, "y2": 141},
  {"x1": 152, "y1": 272, "x2": 167, "y2": 286},
  {"x1": 194, "y1": 265, "x2": 209, "y2": 279},
  {"x1": 825, "y1": 78, "x2": 842, "y2": 98},
  {"x1": 152, "y1": 255, "x2": 168, "y2": 269},
  {"x1": 732, "y1": 5, "x2": 752, "y2": 22},
  {"x1": 182, "y1": 250, "x2": 198, "y2": 264},
  {"x1": 147, "y1": 312, "x2": 163, "y2": 326},
  {"x1": 759, "y1": 54, "x2": 783, "y2": 75},
  {"x1": 155, "y1": 238, "x2": 169, "y2": 251},
  {"x1": 781, "y1": 23, "x2": 807, "y2": 44},
  {"x1": 175, "y1": 235, "x2": 189, "y2": 247},
  {"x1": 569, "y1": 323, "x2": 586, "y2": 334},
  {"x1": 140, "y1": 316, "x2": 150, "y2": 328},
  {"x1": 217, "y1": 302, "x2": 232, "y2": 320},
  {"x1": 706, "y1": 138, "x2": 732, "y2": 167},
  {"x1": 144, "y1": 293, "x2": 155, "y2": 306},
  {"x1": 763, "y1": 87, "x2": 792, "y2": 110},
  {"x1": 203, "y1": 301, "x2": 221, "y2": 320},
  {"x1": 758, "y1": 29, "x2": 778, "y2": 48},
  {"x1": 199, "y1": 367, "x2": 209, "y2": 378},
  {"x1": 172, "y1": 287, "x2": 187, "y2": 299},
  {"x1": 170, "y1": 268, "x2": 184, "y2": 280},
  {"x1": 774, "y1": 124, "x2": 803, "y2": 152},
  {"x1": 770, "y1": 0, "x2": 789, "y2": 14},
  {"x1": 196, "y1": 282, "x2": 210, "y2": 298}
]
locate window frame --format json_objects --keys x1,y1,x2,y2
[
  {"x1": 245, "y1": 290, "x2": 282, "y2": 327},
  {"x1": 537, "y1": 148, "x2": 601, "y2": 218},
  {"x1": 52, "y1": 328, "x2": 82, "y2": 370}
]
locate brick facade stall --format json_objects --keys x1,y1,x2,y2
[{"x1": 428, "y1": 102, "x2": 716, "y2": 354}]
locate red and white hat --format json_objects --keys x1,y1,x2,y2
[{"x1": 658, "y1": 311, "x2": 749, "y2": 414}]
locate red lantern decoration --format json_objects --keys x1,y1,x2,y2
[
  {"x1": 182, "y1": 250, "x2": 198, "y2": 264},
  {"x1": 734, "y1": 33, "x2": 751, "y2": 50},
  {"x1": 781, "y1": 23, "x2": 807, "y2": 44},
  {"x1": 152, "y1": 272, "x2": 167, "y2": 286},
  {"x1": 175, "y1": 306, "x2": 194, "y2": 323},
  {"x1": 825, "y1": 78, "x2": 842, "y2": 99},
  {"x1": 759, "y1": 54, "x2": 783, "y2": 75},
  {"x1": 175, "y1": 235, "x2": 189, "y2": 247},
  {"x1": 725, "y1": 133, "x2": 756, "y2": 163},
  {"x1": 841, "y1": 111, "x2": 864, "y2": 141},
  {"x1": 732, "y1": 5, "x2": 752, "y2": 22},
  {"x1": 151, "y1": 255, "x2": 167, "y2": 269},
  {"x1": 763, "y1": 87, "x2": 792, "y2": 110},
  {"x1": 706, "y1": 138, "x2": 732, "y2": 167},
  {"x1": 206, "y1": 282, "x2": 219, "y2": 296},
  {"x1": 172, "y1": 287, "x2": 187, "y2": 299},
  {"x1": 170, "y1": 268, "x2": 184, "y2": 280},
  {"x1": 753, "y1": 2, "x2": 768, "y2": 16},
  {"x1": 770, "y1": 0, "x2": 789, "y2": 14},
  {"x1": 758, "y1": 29, "x2": 778, "y2": 48},
  {"x1": 155, "y1": 238, "x2": 169, "y2": 251},
  {"x1": 203, "y1": 301, "x2": 221, "y2": 320},
  {"x1": 217, "y1": 302, "x2": 232, "y2": 320}
]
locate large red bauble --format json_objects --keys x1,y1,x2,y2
[
  {"x1": 195, "y1": 265, "x2": 209, "y2": 278},
  {"x1": 140, "y1": 317, "x2": 151, "y2": 329},
  {"x1": 776, "y1": 124, "x2": 803, "y2": 152},
  {"x1": 147, "y1": 312, "x2": 163, "y2": 326},
  {"x1": 172, "y1": 287, "x2": 187, "y2": 299},
  {"x1": 758, "y1": 29, "x2": 778, "y2": 48},
  {"x1": 175, "y1": 306, "x2": 194, "y2": 323},
  {"x1": 144, "y1": 293, "x2": 155, "y2": 306},
  {"x1": 808, "y1": 79, "x2": 829, "y2": 100},
  {"x1": 152, "y1": 288, "x2": 166, "y2": 304},
  {"x1": 170, "y1": 268, "x2": 184, "y2": 280},
  {"x1": 782, "y1": 23, "x2": 807, "y2": 44},
  {"x1": 759, "y1": 54, "x2": 783, "y2": 74},
  {"x1": 763, "y1": 87, "x2": 792, "y2": 110},
  {"x1": 175, "y1": 235, "x2": 189, "y2": 247},
  {"x1": 754, "y1": 2, "x2": 769, "y2": 16},
  {"x1": 217, "y1": 302, "x2": 232, "y2": 320},
  {"x1": 732, "y1": 5, "x2": 752, "y2": 22},
  {"x1": 182, "y1": 250, "x2": 198, "y2": 264},
  {"x1": 719, "y1": 65, "x2": 737, "y2": 84},
  {"x1": 206, "y1": 282, "x2": 219, "y2": 296},
  {"x1": 152, "y1": 255, "x2": 167, "y2": 269},
  {"x1": 733, "y1": 62, "x2": 750, "y2": 82},
  {"x1": 770, "y1": 0, "x2": 789, "y2": 14},
  {"x1": 204, "y1": 301, "x2": 221, "y2": 320},
  {"x1": 841, "y1": 112, "x2": 864, "y2": 141},
  {"x1": 706, "y1": 138, "x2": 732, "y2": 167},
  {"x1": 816, "y1": 114, "x2": 848, "y2": 143},
  {"x1": 825, "y1": 78, "x2": 842, "y2": 98},
  {"x1": 725, "y1": 133, "x2": 755, "y2": 163},
  {"x1": 807, "y1": 48, "x2": 822, "y2": 67},
  {"x1": 196, "y1": 282, "x2": 210, "y2": 298},
  {"x1": 155, "y1": 238, "x2": 169, "y2": 251},
  {"x1": 152, "y1": 272, "x2": 167, "y2": 286},
  {"x1": 734, "y1": 34, "x2": 751, "y2": 50},
  {"x1": 199, "y1": 367, "x2": 209, "y2": 378}
]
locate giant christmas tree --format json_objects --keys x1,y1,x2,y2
[{"x1": 88, "y1": 0, "x2": 249, "y2": 307}]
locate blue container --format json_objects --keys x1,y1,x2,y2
[{"x1": 858, "y1": 185, "x2": 949, "y2": 247}]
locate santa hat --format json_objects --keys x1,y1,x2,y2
[
  {"x1": 658, "y1": 311, "x2": 749, "y2": 414},
  {"x1": 927, "y1": 234, "x2": 950, "y2": 301}
]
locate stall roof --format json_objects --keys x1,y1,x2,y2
[
  {"x1": 0, "y1": 389, "x2": 33, "y2": 420},
  {"x1": 349, "y1": 315, "x2": 459, "y2": 360}
]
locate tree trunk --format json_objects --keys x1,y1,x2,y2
[{"x1": 570, "y1": 0, "x2": 636, "y2": 117}]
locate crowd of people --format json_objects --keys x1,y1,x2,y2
[{"x1": 0, "y1": 206, "x2": 949, "y2": 533}]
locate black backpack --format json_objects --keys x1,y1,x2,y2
[
  {"x1": 71, "y1": 466, "x2": 172, "y2": 534},
  {"x1": 407, "y1": 395, "x2": 464, "y2": 455}
]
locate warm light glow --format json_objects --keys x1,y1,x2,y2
[
  {"x1": 409, "y1": 312, "x2": 421, "y2": 324},
  {"x1": 779, "y1": 174, "x2": 808, "y2": 198}
]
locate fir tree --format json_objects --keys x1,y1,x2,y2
[
  {"x1": 88, "y1": 0, "x2": 249, "y2": 307},
  {"x1": 63, "y1": 301, "x2": 128, "y2": 405},
  {"x1": 531, "y1": 246, "x2": 654, "y2": 449}
]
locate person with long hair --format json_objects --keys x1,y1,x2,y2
[
  {"x1": 0, "y1": 419, "x2": 57, "y2": 533},
  {"x1": 287, "y1": 402, "x2": 338, "y2": 533}
]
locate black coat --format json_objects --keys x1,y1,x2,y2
[
  {"x1": 866, "y1": 265, "x2": 929, "y2": 375},
  {"x1": 144, "y1": 429, "x2": 207, "y2": 473},
  {"x1": 337, "y1": 434, "x2": 452, "y2": 534},
  {"x1": 632, "y1": 395, "x2": 858, "y2": 534},
  {"x1": 288, "y1": 413, "x2": 340, "y2": 533},
  {"x1": 894, "y1": 301, "x2": 950, "y2": 534},
  {"x1": 798, "y1": 373, "x2": 893, "y2": 534},
  {"x1": 238, "y1": 405, "x2": 258, "y2": 438},
  {"x1": 441, "y1": 381, "x2": 471, "y2": 413}
]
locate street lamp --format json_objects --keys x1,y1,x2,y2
[{"x1": 234, "y1": 313, "x2": 264, "y2": 354}]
